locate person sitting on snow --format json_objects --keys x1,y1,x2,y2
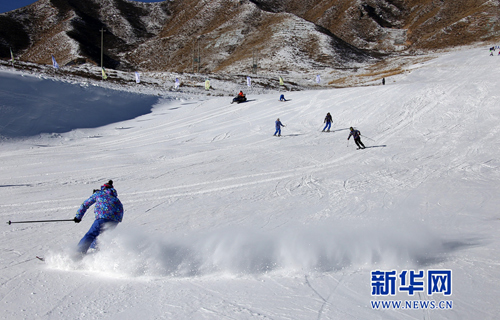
[{"x1": 232, "y1": 91, "x2": 247, "y2": 104}]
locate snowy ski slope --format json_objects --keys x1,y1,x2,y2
[{"x1": 0, "y1": 47, "x2": 499, "y2": 319}]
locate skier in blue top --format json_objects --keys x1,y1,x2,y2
[
  {"x1": 274, "y1": 118, "x2": 285, "y2": 136},
  {"x1": 74, "y1": 180, "x2": 123, "y2": 254}
]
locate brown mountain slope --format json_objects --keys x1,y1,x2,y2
[
  {"x1": 124, "y1": 0, "x2": 370, "y2": 73},
  {"x1": 249, "y1": 0, "x2": 500, "y2": 51},
  {"x1": 1, "y1": 0, "x2": 499, "y2": 73}
]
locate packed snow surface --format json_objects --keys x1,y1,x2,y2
[{"x1": 1, "y1": 47, "x2": 499, "y2": 319}]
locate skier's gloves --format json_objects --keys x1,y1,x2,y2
[{"x1": 74, "y1": 217, "x2": 81, "y2": 223}]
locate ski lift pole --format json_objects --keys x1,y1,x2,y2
[{"x1": 7, "y1": 219, "x2": 75, "y2": 225}]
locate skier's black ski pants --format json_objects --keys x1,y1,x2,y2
[{"x1": 355, "y1": 138, "x2": 365, "y2": 149}]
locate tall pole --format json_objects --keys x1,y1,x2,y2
[
  {"x1": 252, "y1": 50, "x2": 258, "y2": 74},
  {"x1": 100, "y1": 27, "x2": 104, "y2": 79},
  {"x1": 197, "y1": 39, "x2": 200, "y2": 73}
]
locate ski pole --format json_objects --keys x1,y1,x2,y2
[
  {"x1": 7, "y1": 219, "x2": 75, "y2": 225},
  {"x1": 361, "y1": 135, "x2": 375, "y2": 142}
]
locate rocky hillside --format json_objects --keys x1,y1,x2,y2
[
  {"x1": 0, "y1": 0, "x2": 171, "y2": 70},
  {"x1": 1, "y1": 0, "x2": 499, "y2": 74},
  {"x1": 250, "y1": 0, "x2": 500, "y2": 51}
]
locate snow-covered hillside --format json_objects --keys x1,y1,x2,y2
[{"x1": 1, "y1": 47, "x2": 499, "y2": 319}]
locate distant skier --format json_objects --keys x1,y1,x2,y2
[
  {"x1": 323, "y1": 112, "x2": 332, "y2": 132},
  {"x1": 280, "y1": 94, "x2": 286, "y2": 102},
  {"x1": 348, "y1": 127, "x2": 365, "y2": 149},
  {"x1": 382, "y1": 77, "x2": 385, "y2": 85},
  {"x1": 73, "y1": 180, "x2": 123, "y2": 254},
  {"x1": 274, "y1": 118, "x2": 285, "y2": 136}
]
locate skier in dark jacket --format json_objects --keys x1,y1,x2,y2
[
  {"x1": 323, "y1": 112, "x2": 332, "y2": 132},
  {"x1": 348, "y1": 127, "x2": 365, "y2": 149},
  {"x1": 74, "y1": 180, "x2": 123, "y2": 254}
]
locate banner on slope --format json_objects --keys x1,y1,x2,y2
[{"x1": 51, "y1": 55, "x2": 59, "y2": 69}]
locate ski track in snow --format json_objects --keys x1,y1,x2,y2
[{"x1": 1, "y1": 47, "x2": 500, "y2": 319}]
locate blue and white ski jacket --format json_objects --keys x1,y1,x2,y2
[{"x1": 76, "y1": 186, "x2": 124, "y2": 222}]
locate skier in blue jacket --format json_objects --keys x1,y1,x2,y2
[
  {"x1": 74, "y1": 180, "x2": 123, "y2": 254},
  {"x1": 274, "y1": 118, "x2": 285, "y2": 136},
  {"x1": 348, "y1": 127, "x2": 365, "y2": 149}
]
